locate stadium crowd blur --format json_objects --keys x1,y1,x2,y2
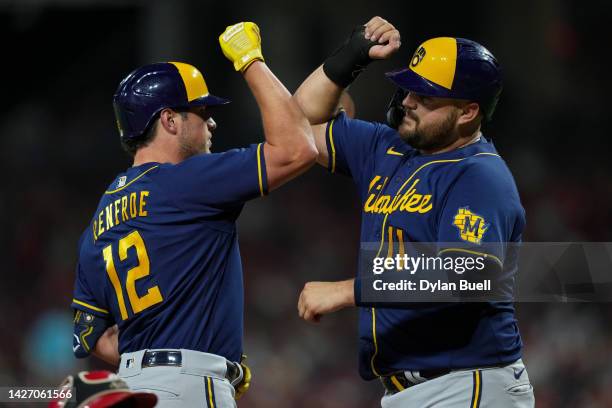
[{"x1": 2, "y1": 1, "x2": 611, "y2": 407}]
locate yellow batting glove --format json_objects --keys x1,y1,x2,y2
[
  {"x1": 234, "y1": 354, "x2": 252, "y2": 400},
  {"x1": 219, "y1": 22, "x2": 264, "y2": 72}
]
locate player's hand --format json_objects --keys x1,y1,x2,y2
[
  {"x1": 363, "y1": 16, "x2": 401, "y2": 60},
  {"x1": 234, "y1": 354, "x2": 251, "y2": 400},
  {"x1": 297, "y1": 279, "x2": 355, "y2": 323},
  {"x1": 219, "y1": 22, "x2": 265, "y2": 72}
]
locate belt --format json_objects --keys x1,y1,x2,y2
[
  {"x1": 142, "y1": 350, "x2": 243, "y2": 386},
  {"x1": 381, "y1": 368, "x2": 452, "y2": 394},
  {"x1": 381, "y1": 361, "x2": 513, "y2": 395}
]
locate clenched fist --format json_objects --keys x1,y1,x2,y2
[
  {"x1": 297, "y1": 279, "x2": 355, "y2": 323},
  {"x1": 363, "y1": 16, "x2": 401, "y2": 60},
  {"x1": 219, "y1": 22, "x2": 265, "y2": 72}
]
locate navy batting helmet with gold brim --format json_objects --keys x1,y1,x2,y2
[
  {"x1": 113, "y1": 62, "x2": 230, "y2": 140},
  {"x1": 385, "y1": 37, "x2": 502, "y2": 125}
]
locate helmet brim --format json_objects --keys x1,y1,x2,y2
[
  {"x1": 188, "y1": 93, "x2": 231, "y2": 107},
  {"x1": 385, "y1": 68, "x2": 456, "y2": 99}
]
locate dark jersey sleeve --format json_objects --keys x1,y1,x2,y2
[
  {"x1": 155, "y1": 143, "x2": 268, "y2": 215},
  {"x1": 71, "y1": 232, "x2": 114, "y2": 357},
  {"x1": 72, "y1": 309, "x2": 112, "y2": 358},
  {"x1": 325, "y1": 112, "x2": 397, "y2": 187},
  {"x1": 72, "y1": 234, "x2": 111, "y2": 319},
  {"x1": 72, "y1": 263, "x2": 111, "y2": 315}
]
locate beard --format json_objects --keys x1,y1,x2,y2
[
  {"x1": 399, "y1": 109, "x2": 459, "y2": 151},
  {"x1": 178, "y1": 127, "x2": 209, "y2": 159}
]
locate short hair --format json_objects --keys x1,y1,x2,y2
[
  {"x1": 120, "y1": 120, "x2": 158, "y2": 157},
  {"x1": 120, "y1": 110, "x2": 188, "y2": 157}
]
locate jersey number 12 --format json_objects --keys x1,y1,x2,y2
[{"x1": 102, "y1": 230, "x2": 163, "y2": 320}]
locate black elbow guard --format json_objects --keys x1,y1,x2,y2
[
  {"x1": 73, "y1": 310, "x2": 109, "y2": 358},
  {"x1": 323, "y1": 26, "x2": 378, "y2": 88}
]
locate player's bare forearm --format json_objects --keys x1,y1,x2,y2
[
  {"x1": 294, "y1": 66, "x2": 344, "y2": 125},
  {"x1": 244, "y1": 62, "x2": 317, "y2": 191},
  {"x1": 294, "y1": 17, "x2": 399, "y2": 168},
  {"x1": 297, "y1": 279, "x2": 355, "y2": 323},
  {"x1": 91, "y1": 325, "x2": 120, "y2": 367},
  {"x1": 244, "y1": 61, "x2": 313, "y2": 149},
  {"x1": 219, "y1": 22, "x2": 316, "y2": 191},
  {"x1": 293, "y1": 68, "x2": 342, "y2": 168}
]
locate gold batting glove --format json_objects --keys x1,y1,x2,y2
[
  {"x1": 219, "y1": 22, "x2": 264, "y2": 72},
  {"x1": 234, "y1": 354, "x2": 252, "y2": 400}
]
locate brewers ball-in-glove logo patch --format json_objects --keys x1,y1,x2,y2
[
  {"x1": 411, "y1": 46, "x2": 426, "y2": 67},
  {"x1": 453, "y1": 207, "x2": 489, "y2": 244}
]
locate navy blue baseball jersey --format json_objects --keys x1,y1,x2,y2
[
  {"x1": 325, "y1": 112, "x2": 526, "y2": 380},
  {"x1": 72, "y1": 143, "x2": 267, "y2": 362}
]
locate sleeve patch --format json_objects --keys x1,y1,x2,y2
[
  {"x1": 452, "y1": 207, "x2": 489, "y2": 244},
  {"x1": 73, "y1": 310, "x2": 110, "y2": 358}
]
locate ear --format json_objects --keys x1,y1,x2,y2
[
  {"x1": 456, "y1": 102, "x2": 480, "y2": 125},
  {"x1": 159, "y1": 108, "x2": 180, "y2": 135}
]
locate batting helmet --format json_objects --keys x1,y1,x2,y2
[
  {"x1": 385, "y1": 37, "x2": 502, "y2": 127},
  {"x1": 48, "y1": 370, "x2": 157, "y2": 408},
  {"x1": 113, "y1": 61, "x2": 230, "y2": 140}
]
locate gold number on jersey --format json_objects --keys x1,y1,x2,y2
[
  {"x1": 386, "y1": 225, "x2": 406, "y2": 260},
  {"x1": 102, "y1": 230, "x2": 163, "y2": 320}
]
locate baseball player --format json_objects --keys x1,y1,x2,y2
[
  {"x1": 295, "y1": 17, "x2": 535, "y2": 407},
  {"x1": 70, "y1": 22, "x2": 316, "y2": 407}
]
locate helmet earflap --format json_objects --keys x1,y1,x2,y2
[{"x1": 386, "y1": 89, "x2": 407, "y2": 129}]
